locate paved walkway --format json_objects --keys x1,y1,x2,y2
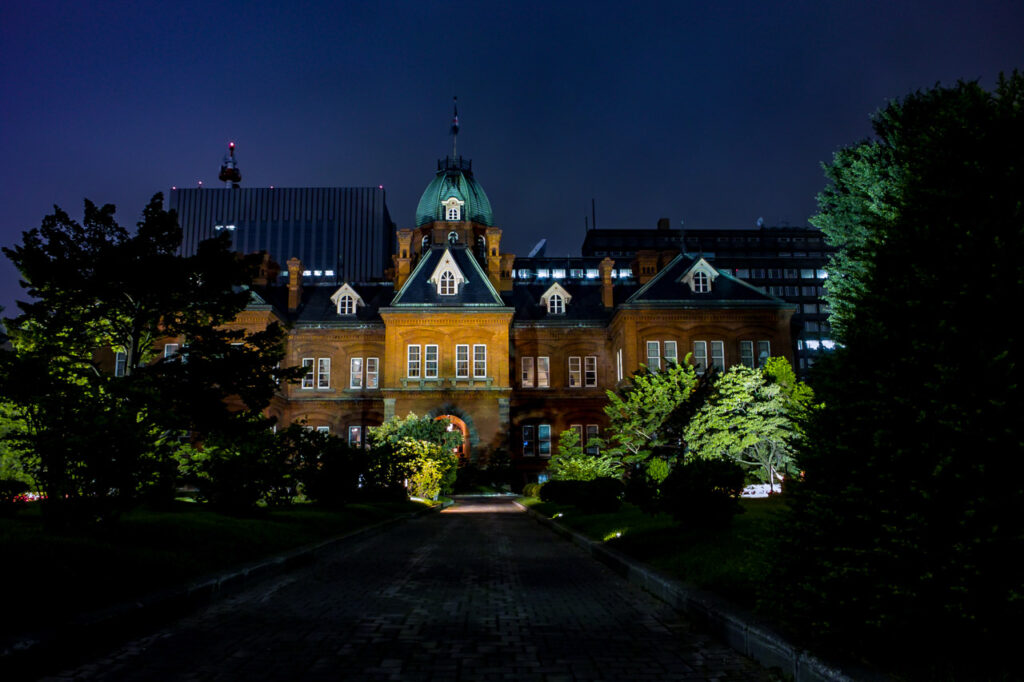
[{"x1": 42, "y1": 497, "x2": 772, "y2": 681}]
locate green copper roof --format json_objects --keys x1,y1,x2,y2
[{"x1": 415, "y1": 156, "x2": 494, "y2": 227}]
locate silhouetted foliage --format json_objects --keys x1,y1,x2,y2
[{"x1": 657, "y1": 458, "x2": 745, "y2": 528}]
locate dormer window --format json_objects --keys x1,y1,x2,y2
[
  {"x1": 329, "y1": 283, "x2": 365, "y2": 316},
  {"x1": 693, "y1": 271, "x2": 710, "y2": 293},
  {"x1": 539, "y1": 281, "x2": 572, "y2": 315},
  {"x1": 547, "y1": 293, "x2": 564, "y2": 314},
  {"x1": 439, "y1": 270, "x2": 456, "y2": 295},
  {"x1": 442, "y1": 196, "x2": 464, "y2": 221}
]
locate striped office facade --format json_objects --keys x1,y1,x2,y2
[{"x1": 171, "y1": 187, "x2": 396, "y2": 283}]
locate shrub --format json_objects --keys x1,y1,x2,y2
[
  {"x1": 658, "y1": 458, "x2": 745, "y2": 527},
  {"x1": 293, "y1": 431, "x2": 366, "y2": 508},
  {"x1": 522, "y1": 482, "x2": 542, "y2": 498},
  {"x1": 540, "y1": 477, "x2": 624, "y2": 513}
]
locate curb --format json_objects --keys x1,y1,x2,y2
[
  {"x1": 514, "y1": 500, "x2": 884, "y2": 682},
  {"x1": 1, "y1": 500, "x2": 450, "y2": 678}
]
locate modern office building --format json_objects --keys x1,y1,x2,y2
[{"x1": 581, "y1": 221, "x2": 836, "y2": 372}]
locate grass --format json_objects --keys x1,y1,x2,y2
[
  {"x1": 0, "y1": 499, "x2": 427, "y2": 637},
  {"x1": 519, "y1": 495, "x2": 787, "y2": 608}
]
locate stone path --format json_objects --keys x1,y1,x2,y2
[{"x1": 41, "y1": 497, "x2": 772, "y2": 681}]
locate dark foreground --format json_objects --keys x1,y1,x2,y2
[{"x1": 40, "y1": 497, "x2": 771, "y2": 681}]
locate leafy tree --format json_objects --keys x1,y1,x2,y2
[
  {"x1": 773, "y1": 75, "x2": 1024, "y2": 674},
  {"x1": 0, "y1": 195, "x2": 293, "y2": 523},
  {"x1": 546, "y1": 428, "x2": 620, "y2": 481},
  {"x1": 367, "y1": 413, "x2": 461, "y2": 498}
]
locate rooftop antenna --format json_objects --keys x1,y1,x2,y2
[
  {"x1": 591, "y1": 198, "x2": 596, "y2": 230},
  {"x1": 219, "y1": 142, "x2": 241, "y2": 188},
  {"x1": 450, "y1": 96, "x2": 459, "y2": 158},
  {"x1": 756, "y1": 216, "x2": 765, "y2": 228}
]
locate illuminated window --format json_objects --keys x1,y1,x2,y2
[
  {"x1": 407, "y1": 345, "x2": 420, "y2": 378},
  {"x1": 569, "y1": 356, "x2": 582, "y2": 387},
  {"x1": 302, "y1": 358, "x2": 314, "y2": 389},
  {"x1": 366, "y1": 357, "x2": 379, "y2": 389},
  {"x1": 616, "y1": 348, "x2": 623, "y2": 382},
  {"x1": 536, "y1": 269, "x2": 549, "y2": 278},
  {"x1": 114, "y1": 351, "x2": 127, "y2": 377},
  {"x1": 547, "y1": 293, "x2": 564, "y2": 314},
  {"x1": 473, "y1": 344, "x2": 487, "y2": 378},
  {"x1": 537, "y1": 356, "x2": 550, "y2": 388},
  {"x1": 348, "y1": 426, "x2": 363, "y2": 447},
  {"x1": 570, "y1": 269, "x2": 583, "y2": 278},
  {"x1": 664, "y1": 341, "x2": 677, "y2": 366},
  {"x1": 538, "y1": 424, "x2": 551, "y2": 457},
  {"x1": 522, "y1": 425, "x2": 535, "y2": 456},
  {"x1": 757, "y1": 340, "x2": 771, "y2": 367},
  {"x1": 456, "y1": 345, "x2": 469, "y2": 378},
  {"x1": 339, "y1": 295, "x2": 355, "y2": 315},
  {"x1": 439, "y1": 271, "x2": 456, "y2": 295},
  {"x1": 552, "y1": 269, "x2": 566, "y2": 279},
  {"x1": 447, "y1": 205, "x2": 460, "y2": 220},
  {"x1": 350, "y1": 357, "x2": 363, "y2": 389},
  {"x1": 425, "y1": 345, "x2": 439, "y2": 378},
  {"x1": 693, "y1": 271, "x2": 710, "y2": 293},
  {"x1": 647, "y1": 341, "x2": 660, "y2": 371},
  {"x1": 521, "y1": 356, "x2": 535, "y2": 387},
  {"x1": 585, "y1": 356, "x2": 597, "y2": 387},
  {"x1": 317, "y1": 358, "x2": 331, "y2": 389},
  {"x1": 164, "y1": 343, "x2": 179, "y2": 359},
  {"x1": 316, "y1": 426, "x2": 330, "y2": 434}
]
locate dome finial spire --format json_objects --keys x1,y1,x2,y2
[{"x1": 450, "y1": 96, "x2": 459, "y2": 157}]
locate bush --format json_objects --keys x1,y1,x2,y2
[
  {"x1": 540, "y1": 477, "x2": 624, "y2": 513},
  {"x1": 658, "y1": 458, "x2": 745, "y2": 527},
  {"x1": 293, "y1": 431, "x2": 366, "y2": 508},
  {"x1": 522, "y1": 482, "x2": 542, "y2": 498}
]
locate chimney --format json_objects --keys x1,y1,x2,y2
[
  {"x1": 287, "y1": 257, "x2": 303, "y2": 312},
  {"x1": 599, "y1": 257, "x2": 615, "y2": 309},
  {"x1": 393, "y1": 229, "x2": 414, "y2": 289},
  {"x1": 252, "y1": 252, "x2": 279, "y2": 286},
  {"x1": 486, "y1": 227, "x2": 503, "y2": 289},
  {"x1": 632, "y1": 250, "x2": 659, "y2": 284}
]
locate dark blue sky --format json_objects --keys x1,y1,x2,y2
[{"x1": 2, "y1": 1, "x2": 1022, "y2": 314}]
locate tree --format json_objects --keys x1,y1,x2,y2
[
  {"x1": 684, "y1": 364, "x2": 803, "y2": 491},
  {"x1": 773, "y1": 75, "x2": 1024, "y2": 674},
  {"x1": 367, "y1": 413, "x2": 461, "y2": 498},
  {"x1": 546, "y1": 428, "x2": 620, "y2": 481},
  {"x1": 0, "y1": 195, "x2": 293, "y2": 523}
]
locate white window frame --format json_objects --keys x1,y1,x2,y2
[
  {"x1": 664, "y1": 341, "x2": 677, "y2": 366},
  {"x1": 646, "y1": 341, "x2": 661, "y2": 371},
  {"x1": 473, "y1": 344, "x2": 487, "y2": 379},
  {"x1": 348, "y1": 426, "x2": 363, "y2": 447},
  {"x1": 317, "y1": 357, "x2": 331, "y2": 389},
  {"x1": 339, "y1": 295, "x2": 355, "y2": 315},
  {"x1": 584, "y1": 356, "x2": 597, "y2": 387},
  {"x1": 366, "y1": 357, "x2": 379, "y2": 389},
  {"x1": 757, "y1": 340, "x2": 771, "y2": 367},
  {"x1": 301, "y1": 357, "x2": 315, "y2": 389},
  {"x1": 439, "y1": 270, "x2": 456, "y2": 296},
  {"x1": 316, "y1": 426, "x2": 330, "y2": 434},
  {"x1": 710, "y1": 341, "x2": 725, "y2": 372},
  {"x1": 424, "y1": 344, "x2": 439, "y2": 378},
  {"x1": 538, "y1": 424, "x2": 551, "y2": 457},
  {"x1": 350, "y1": 357, "x2": 363, "y2": 389},
  {"x1": 616, "y1": 348, "x2": 623, "y2": 382},
  {"x1": 740, "y1": 340, "x2": 755, "y2": 368},
  {"x1": 693, "y1": 271, "x2": 710, "y2": 293},
  {"x1": 447, "y1": 205, "x2": 460, "y2": 221},
  {"x1": 521, "y1": 356, "x2": 535, "y2": 388},
  {"x1": 547, "y1": 293, "x2": 564, "y2": 314},
  {"x1": 164, "y1": 343, "x2": 179, "y2": 359},
  {"x1": 568, "y1": 356, "x2": 582, "y2": 387},
  {"x1": 537, "y1": 356, "x2": 550, "y2": 388},
  {"x1": 693, "y1": 341, "x2": 708, "y2": 374},
  {"x1": 407, "y1": 345, "x2": 421, "y2": 379},
  {"x1": 455, "y1": 344, "x2": 469, "y2": 378},
  {"x1": 114, "y1": 351, "x2": 127, "y2": 377}
]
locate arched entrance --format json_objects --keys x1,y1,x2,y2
[{"x1": 435, "y1": 414, "x2": 470, "y2": 461}]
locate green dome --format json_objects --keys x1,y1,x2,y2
[{"x1": 415, "y1": 156, "x2": 494, "y2": 227}]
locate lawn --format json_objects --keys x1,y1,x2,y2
[
  {"x1": 0, "y1": 500, "x2": 427, "y2": 638},
  {"x1": 519, "y1": 495, "x2": 787, "y2": 609}
]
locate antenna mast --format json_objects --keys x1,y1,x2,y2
[{"x1": 450, "y1": 96, "x2": 459, "y2": 158}]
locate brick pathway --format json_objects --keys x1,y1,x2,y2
[{"x1": 41, "y1": 497, "x2": 772, "y2": 681}]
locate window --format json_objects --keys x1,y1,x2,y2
[
  {"x1": 164, "y1": 343, "x2": 179, "y2": 359},
  {"x1": 801, "y1": 269, "x2": 815, "y2": 279},
  {"x1": 350, "y1": 357, "x2": 363, "y2": 389},
  {"x1": 316, "y1": 426, "x2": 330, "y2": 434},
  {"x1": 348, "y1": 426, "x2": 363, "y2": 447},
  {"x1": 585, "y1": 425, "x2": 600, "y2": 455},
  {"x1": 339, "y1": 295, "x2": 355, "y2": 315},
  {"x1": 740, "y1": 340, "x2": 755, "y2": 368},
  {"x1": 784, "y1": 268, "x2": 798, "y2": 279},
  {"x1": 456, "y1": 345, "x2": 469, "y2": 378},
  {"x1": 366, "y1": 358, "x2": 379, "y2": 389},
  {"x1": 816, "y1": 269, "x2": 828, "y2": 279},
  {"x1": 407, "y1": 345, "x2": 420, "y2": 378},
  {"x1": 757, "y1": 341, "x2": 771, "y2": 367},
  {"x1": 585, "y1": 268, "x2": 599, "y2": 279},
  {"x1": 447, "y1": 205, "x2": 460, "y2": 221},
  {"x1": 536, "y1": 269, "x2": 549, "y2": 278},
  {"x1": 302, "y1": 358, "x2": 315, "y2": 389},
  {"x1": 585, "y1": 356, "x2": 597, "y2": 387},
  {"x1": 317, "y1": 358, "x2": 331, "y2": 389},
  {"x1": 547, "y1": 293, "x2": 564, "y2": 314},
  {"x1": 518, "y1": 269, "x2": 531, "y2": 278},
  {"x1": 114, "y1": 351, "x2": 127, "y2": 377},
  {"x1": 537, "y1": 356, "x2": 550, "y2": 387},
  {"x1": 521, "y1": 356, "x2": 534, "y2": 387},
  {"x1": 693, "y1": 271, "x2": 710, "y2": 293},
  {"x1": 538, "y1": 424, "x2": 551, "y2": 457},
  {"x1": 711, "y1": 341, "x2": 725, "y2": 372},
  {"x1": 522, "y1": 425, "x2": 535, "y2": 456},
  {"x1": 570, "y1": 269, "x2": 583, "y2": 278},
  {"x1": 439, "y1": 270, "x2": 456, "y2": 296},
  {"x1": 647, "y1": 341, "x2": 661, "y2": 371},
  {"x1": 664, "y1": 341, "x2": 677, "y2": 366},
  {"x1": 569, "y1": 356, "x2": 582, "y2": 387},
  {"x1": 735, "y1": 268, "x2": 750, "y2": 278},
  {"x1": 693, "y1": 341, "x2": 707, "y2": 373},
  {"x1": 473, "y1": 344, "x2": 486, "y2": 378},
  {"x1": 552, "y1": 269, "x2": 566, "y2": 279},
  {"x1": 425, "y1": 345, "x2": 439, "y2": 378},
  {"x1": 447, "y1": 231, "x2": 459, "y2": 244},
  {"x1": 616, "y1": 348, "x2": 623, "y2": 381}
]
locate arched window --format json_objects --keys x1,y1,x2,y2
[
  {"x1": 547, "y1": 293, "x2": 564, "y2": 314},
  {"x1": 339, "y1": 295, "x2": 355, "y2": 315},
  {"x1": 439, "y1": 270, "x2": 456, "y2": 295},
  {"x1": 693, "y1": 271, "x2": 710, "y2": 293},
  {"x1": 448, "y1": 231, "x2": 459, "y2": 244},
  {"x1": 421, "y1": 235, "x2": 430, "y2": 251},
  {"x1": 447, "y1": 205, "x2": 461, "y2": 221}
]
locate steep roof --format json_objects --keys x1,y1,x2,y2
[
  {"x1": 625, "y1": 254, "x2": 793, "y2": 309},
  {"x1": 256, "y1": 282, "x2": 393, "y2": 325},
  {"x1": 389, "y1": 245, "x2": 506, "y2": 308}
]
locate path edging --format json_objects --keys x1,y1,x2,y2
[{"x1": 515, "y1": 500, "x2": 885, "y2": 682}]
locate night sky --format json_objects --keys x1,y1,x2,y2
[{"x1": 2, "y1": 1, "x2": 1022, "y2": 314}]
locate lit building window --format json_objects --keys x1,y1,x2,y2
[
  {"x1": 448, "y1": 231, "x2": 459, "y2": 244},
  {"x1": 693, "y1": 341, "x2": 707, "y2": 374},
  {"x1": 366, "y1": 357, "x2": 379, "y2": 389},
  {"x1": 302, "y1": 358, "x2": 315, "y2": 389},
  {"x1": 537, "y1": 356, "x2": 550, "y2": 387},
  {"x1": 456, "y1": 345, "x2": 469, "y2": 378},
  {"x1": 425, "y1": 345, "x2": 439, "y2": 378},
  {"x1": 647, "y1": 341, "x2": 660, "y2": 371},
  {"x1": 348, "y1": 426, "x2": 363, "y2": 447},
  {"x1": 693, "y1": 271, "x2": 710, "y2": 293},
  {"x1": 473, "y1": 344, "x2": 487, "y2": 378},
  {"x1": 164, "y1": 343, "x2": 179, "y2": 359},
  {"x1": 757, "y1": 341, "x2": 771, "y2": 367},
  {"x1": 439, "y1": 270, "x2": 456, "y2": 296},
  {"x1": 350, "y1": 358, "x2": 363, "y2": 389},
  {"x1": 317, "y1": 358, "x2": 331, "y2": 389},
  {"x1": 536, "y1": 269, "x2": 549, "y2": 278},
  {"x1": 316, "y1": 426, "x2": 330, "y2": 434},
  {"x1": 538, "y1": 424, "x2": 551, "y2": 457},
  {"x1": 407, "y1": 345, "x2": 421, "y2": 378},
  {"x1": 740, "y1": 340, "x2": 755, "y2": 368},
  {"x1": 339, "y1": 295, "x2": 355, "y2": 315},
  {"x1": 521, "y1": 356, "x2": 535, "y2": 387},
  {"x1": 585, "y1": 269, "x2": 599, "y2": 279},
  {"x1": 664, "y1": 341, "x2": 677, "y2": 366},
  {"x1": 115, "y1": 351, "x2": 127, "y2": 377},
  {"x1": 552, "y1": 269, "x2": 566, "y2": 279},
  {"x1": 616, "y1": 348, "x2": 623, "y2": 381},
  {"x1": 547, "y1": 293, "x2": 564, "y2": 314},
  {"x1": 569, "y1": 356, "x2": 582, "y2": 387},
  {"x1": 570, "y1": 269, "x2": 583, "y2": 278}
]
